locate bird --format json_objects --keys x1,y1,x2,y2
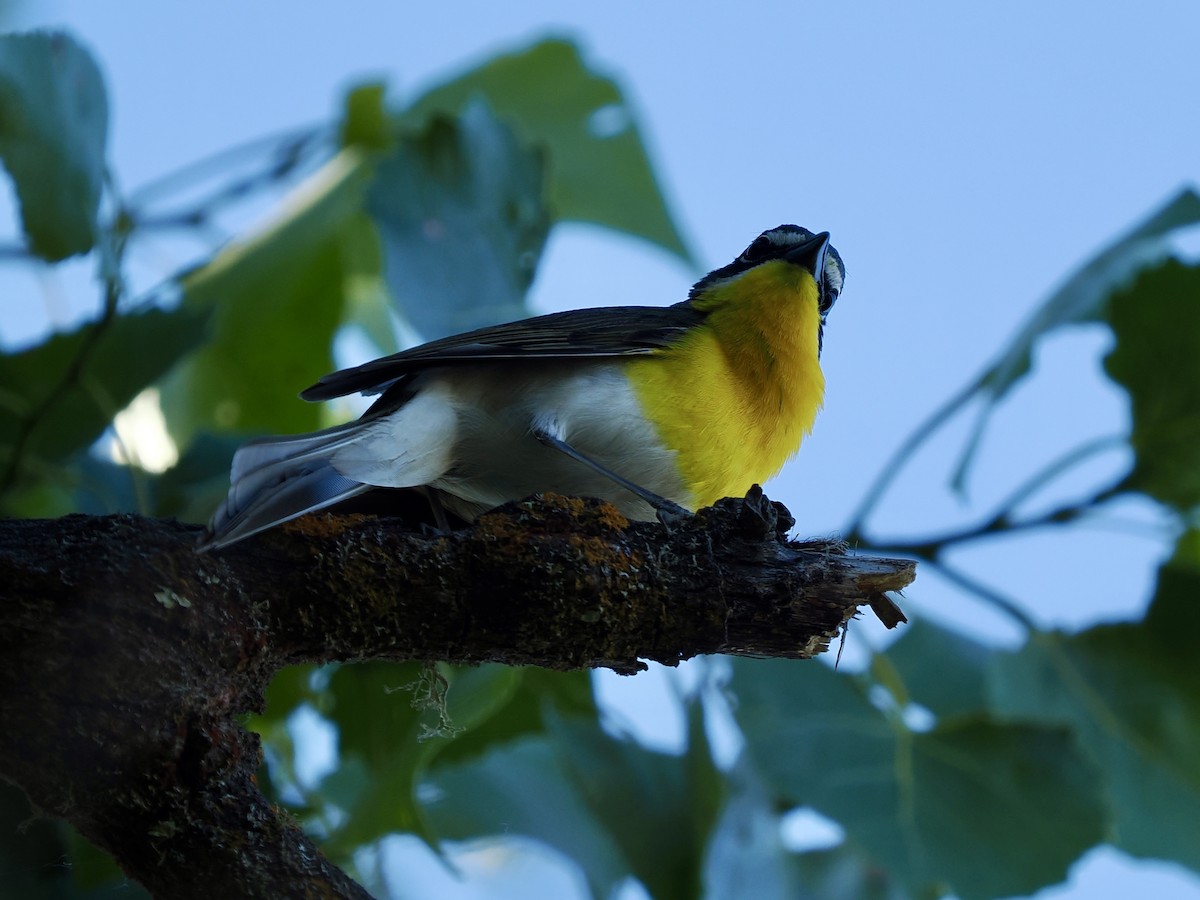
[{"x1": 201, "y1": 224, "x2": 844, "y2": 549}]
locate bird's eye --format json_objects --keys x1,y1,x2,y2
[
  {"x1": 819, "y1": 249, "x2": 845, "y2": 314},
  {"x1": 741, "y1": 235, "x2": 774, "y2": 263}
]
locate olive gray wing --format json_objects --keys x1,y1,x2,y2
[{"x1": 301, "y1": 304, "x2": 704, "y2": 402}]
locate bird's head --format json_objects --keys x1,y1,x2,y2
[
  {"x1": 691, "y1": 225, "x2": 844, "y2": 314},
  {"x1": 687, "y1": 225, "x2": 845, "y2": 352}
]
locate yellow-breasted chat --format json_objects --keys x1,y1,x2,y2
[{"x1": 202, "y1": 225, "x2": 844, "y2": 549}]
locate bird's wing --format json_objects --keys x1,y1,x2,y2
[{"x1": 301, "y1": 303, "x2": 704, "y2": 401}]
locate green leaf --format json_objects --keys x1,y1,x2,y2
[
  {"x1": 1103, "y1": 259, "x2": 1200, "y2": 512},
  {"x1": 161, "y1": 150, "x2": 374, "y2": 443},
  {"x1": 66, "y1": 454, "x2": 144, "y2": 515},
  {"x1": 339, "y1": 203, "x2": 398, "y2": 357},
  {"x1": 0, "y1": 467, "x2": 76, "y2": 518},
  {"x1": 790, "y1": 843, "x2": 907, "y2": 900},
  {"x1": 256, "y1": 665, "x2": 595, "y2": 866},
  {"x1": 0, "y1": 781, "x2": 72, "y2": 899},
  {"x1": 61, "y1": 826, "x2": 151, "y2": 899},
  {"x1": 340, "y1": 81, "x2": 392, "y2": 152},
  {"x1": 988, "y1": 531, "x2": 1200, "y2": 872},
  {"x1": 368, "y1": 99, "x2": 550, "y2": 339},
  {"x1": 317, "y1": 661, "x2": 524, "y2": 855},
  {"x1": 430, "y1": 668, "x2": 596, "y2": 769},
  {"x1": 318, "y1": 662, "x2": 451, "y2": 851},
  {"x1": 12, "y1": 431, "x2": 239, "y2": 522},
  {"x1": 0, "y1": 30, "x2": 108, "y2": 260},
  {"x1": 548, "y1": 705, "x2": 724, "y2": 900},
  {"x1": 732, "y1": 658, "x2": 1105, "y2": 899},
  {"x1": 0, "y1": 450, "x2": 149, "y2": 519},
  {"x1": 703, "y1": 763, "x2": 805, "y2": 900},
  {"x1": 950, "y1": 188, "x2": 1200, "y2": 489},
  {"x1": 981, "y1": 189, "x2": 1200, "y2": 396},
  {"x1": 248, "y1": 664, "x2": 324, "y2": 809},
  {"x1": 426, "y1": 704, "x2": 725, "y2": 900},
  {"x1": 0, "y1": 305, "x2": 210, "y2": 500},
  {"x1": 885, "y1": 617, "x2": 995, "y2": 720},
  {"x1": 408, "y1": 38, "x2": 691, "y2": 263},
  {"x1": 152, "y1": 431, "x2": 243, "y2": 523},
  {"x1": 426, "y1": 735, "x2": 627, "y2": 899}
]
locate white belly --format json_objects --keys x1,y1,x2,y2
[{"x1": 331, "y1": 361, "x2": 688, "y2": 521}]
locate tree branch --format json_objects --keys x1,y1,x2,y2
[{"x1": 0, "y1": 488, "x2": 914, "y2": 898}]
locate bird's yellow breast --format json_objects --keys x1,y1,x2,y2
[{"x1": 625, "y1": 261, "x2": 826, "y2": 509}]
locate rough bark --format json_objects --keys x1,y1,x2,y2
[{"x1": 0, "y1": 488, "x2": 914, "y2": 898}]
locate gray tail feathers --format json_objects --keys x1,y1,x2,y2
[{"x1": 199, "y1": 422, "x2": 372, "y2": 550}]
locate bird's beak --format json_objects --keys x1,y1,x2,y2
[
  {"x1": 785, "y1": 231, "x2": 830, "y2": 278},
  {"x1": 785, "y1": 231, "x2": 831, "y2": 303}
]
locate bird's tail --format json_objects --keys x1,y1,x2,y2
[{"x1": 200, "y1": 420, "x2": 372, "y2": 550}]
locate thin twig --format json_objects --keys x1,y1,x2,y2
[
  {"x1": 844, "y1": 376, "x2": 982, "y2": 534},
  {"x1": 990, "y1": 435, "x2": 1127, "y2": 518},
  {"x1": 127, "y1": 124, "x2": 327, "y2": 208},
  {"x1": 863, "y1": 476, "x2": 1128, "y2": 557},
  {"x1": 0, "y1": 243, "x2": 34, "y2": 261},
  {"x1": 0, "y1": 230, "x2": 127, "y2": 496},
  {"x1": 916, "y1": 556, "x2": 1038, "y2": 631}
]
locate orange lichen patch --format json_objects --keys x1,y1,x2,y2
[
  {"x1": 526, "y1": 493, "x2": 631, "y2": 533},
  {"x1": 282, "y1": 513, "x2": 375, "y2": 542},
  {"x1": 590, "y1": 500, "x2": 631, "y2": 533},
  {"x1": 566, "y1": 532, "x2": 645, "y2": 571},
  {"x1": 472, "y1": 507, "x2": 535, "y2": 546},
  {"x1": 472, "y1": 494, "x2": 643, "y2": 574},
  {"x1": 476, "y1": 494, "x2": 629, "y2": 537}
]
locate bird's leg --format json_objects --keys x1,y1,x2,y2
[
  {"x1": 418, "y1": 486, "x2": 453, "y2": 533},
  {"x1": 532, "y1": 427, "x2": 692, "y2": 526}
]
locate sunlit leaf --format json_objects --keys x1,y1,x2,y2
[
  {"x1": 988, "y1": 530, "x2": 1200, "y2": 872},
  {"x1": 732, "y1": 658, "x2": 1105, "y2": 899},
  {"x1": 340, "y1": 81, "x2": 392, "y2": 152},
  {"x1": 338, "y1": 211, "x2": 397, "y2": 357},
  {"x1": 1103, "y1": 259, "x2": 1200, "y2": 512},
  {"x1": 368, "y1": 100, "x2": 549, "y2": 339},
  {"x1": 408, "y1": 38, "x2": 691, "y2": 263},
  {"x1": 0, "y1": 305, "x2": 210, "y2": 504},
  {"x1": 0, "y1": 31, "x2": 108, "y2": 260}
]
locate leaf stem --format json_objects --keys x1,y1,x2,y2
[
  {"x1": 850, "y1": 437, "x2": 1130, "y2": 557},
  {"x1": 991, "y1": 435, "x2": 1126, "y2": 518},
  {"x1": 0, "y1": 226, "x2": 127, "y2": 498},
  {"x1": 844, "y1": 375, "x2": 982, "y2": 534},
  {"x1": 916, "y1": 557, "x2": 1038, "y2": 631}
]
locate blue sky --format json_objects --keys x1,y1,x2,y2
[{"x1": 4, "y1": 1, "x2": 1199, "y2": 897}]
